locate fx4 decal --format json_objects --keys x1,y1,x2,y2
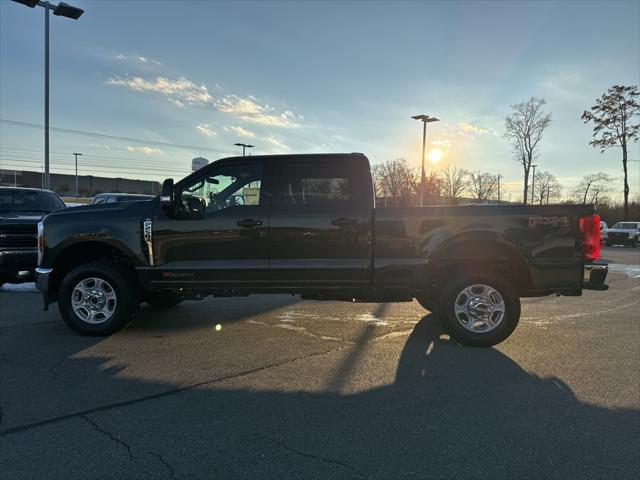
[{"x1": 529, "y1": 216, "x2": 569, "y2": 227}]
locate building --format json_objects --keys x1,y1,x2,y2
[{"x1": 0, "y1": 169, "x2": 161, "y2": 196}]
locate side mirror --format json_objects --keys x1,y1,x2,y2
[{"x1": 160, "y1": 178, "x2": 174, "y2": 207}]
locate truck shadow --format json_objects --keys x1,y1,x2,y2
[
  {"x1": 130, "y1": 294, "x2": 301, "y2": 333},
  {"x1": 1, "y1": 315, "x2": 638, "y2": 479}
]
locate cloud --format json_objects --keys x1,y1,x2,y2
[
  {"x1": 224, "y1": 126, "x2": 255, "y2": 138},
  {"x1": 196, "y1": 123, "x2": 216, "y2": 137},
  {"x1": 458, "y1": 122, "x2": 490, "y2": 136},
  {"x1": 126, "y1": 146, "x2": 162, "y2": 155},
  {"x1": 114, "y1": 53, "x2": 163, "y2": 67},
  {"x1": 88, "y1": 143, "x2": 110, "y2": 149},
  {"x1": 216, "y1": 95, "x2": 297, "y2": 127},
  {"x1": 107, "y1": 74, "x2": 298, "y2": 127},
  {"x1": 265, "y1": 136, "x2": 289, "y2": 151},
  {"x1": 540, "y1": 71, "x2": 586, "y2": 102},
  {"x1": 432, "y1": 139, "x2": 452, "y2": 147},
  {"x1": 107, "y1": 76, "x2": 214, "y2": 107}
]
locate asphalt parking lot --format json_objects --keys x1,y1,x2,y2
[{"x1": 1, "y1": 246, "x2": 639, "y2": 479}]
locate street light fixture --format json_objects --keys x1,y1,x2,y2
[
  {"x1": 411, "y1": 114, "x2": 439, "y2": 206},
  {"x1": 73, "y1": 152, "x2": 82, "y2": 197},
  {"x1": 234, "y1": 143, "x2": 254, "y2": 157},
  {"x1": 11, "y1": 0, "x2": 85, "y2": 190}
]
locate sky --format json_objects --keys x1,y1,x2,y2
[{"x1": 1, "y1": 0, "x2": 639, "y2": 201}]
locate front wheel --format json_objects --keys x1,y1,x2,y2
[
  {"x1": 437, "y1": 273, "x2": 520, "y2": 347},
  {"x1": 58, "y1": 261, "x2": 139, "y2": 336}
]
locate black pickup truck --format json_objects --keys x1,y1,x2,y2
[
  {"x1": 0, "y1": 187, "x2": 66, "y2": 287},
  {"x1": 35, "y1": 153, "x2": 608, "y2": 346}
]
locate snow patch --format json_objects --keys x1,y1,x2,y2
[{"x1": 354, "y1": 313, "x2": 388, "y2": 326}]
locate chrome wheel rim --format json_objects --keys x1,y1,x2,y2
[
  {"x1": 71, "y1": 277, "x2": 117, "y2": 324},
  {"x1": 454, "y1": 284, "x2": 505, "y2": 333}
]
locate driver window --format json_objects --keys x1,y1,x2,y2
[{"x1": 180, "y1": 163, "x2": 262, "y2": 216}]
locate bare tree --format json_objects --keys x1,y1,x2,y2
[
  {"x1": 582, "y1": 85, "x2": 640, "y2": 220},
  {"x1": 468, "y1": 171, "x2": 498, "y2": 201},
  {"x1": 572, "y1": 172, "x2": 613, "y2": 206},
  {"x1": 442, "y1": 165, "x2": 469, "y2": 202},
  {"x1": 533, "y1": 171, "x2": 562, "y2": 205},
  {"x1": 423, "y1": 169, "x2": 444, "y2": 205},
  {"x1": 372, "y1": 159, "x2": 418, "y2": 205},
  {"x1": 504, "y1": 97, "x2": 552, "y2": 204}
]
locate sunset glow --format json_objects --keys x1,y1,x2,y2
[{"x1": 428, "y1": 148, "x2": 443, "y2": 164}]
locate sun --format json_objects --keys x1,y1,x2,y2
[{"x1": 427, "y1": 148, "x2": 443, "y2": 164}]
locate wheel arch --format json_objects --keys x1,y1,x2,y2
[
  {"x1": 49, "y1": 240, "x2": 139, "y2": 301},
  {"x1": 424, "y1": 231, "x2": 533, "y2": 296}
]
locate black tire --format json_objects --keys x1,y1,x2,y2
[
  {"x1": 144, "y1": 292, "x2": 183, "y2": 309},
  {"x1": 437, "y1": 272, "x2": 520, "y2": 347},
  {"x1": 58, "y1": 261, "x2": 139, "y2": 336}
]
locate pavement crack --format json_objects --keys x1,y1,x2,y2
[
  {"x1": 81, "y1": 414, "x2": 135, "y2": 458},
  {"x1": 272, "y1": 438, "x2": 365, "y2": 478},
  {"x1": 47, "y1": 356, "x2": 67, "y2": 377},
  {"x1": 0, "y1": 345, "x2": 350, "y2": 437},
  {"x1": 147, "y1": 450, "x2": 176, "y2": 478}
]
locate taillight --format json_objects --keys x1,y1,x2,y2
[{"x1": 579, "y1": 214, "x2": 600, "y2": 261}]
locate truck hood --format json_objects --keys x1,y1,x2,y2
[
  {"x1": 0, "y1": 212, "x2": 48, "y2": 223},
  {"x1": 46, "y1": 199, "x2": 156, "y2": 218},
  {"x1": 607, "y1": 228, "x2": 638, "y2": 234}
]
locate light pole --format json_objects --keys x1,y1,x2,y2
[
  {"x1": 234, "y1": 143, "x2": 254, "y2": 157},
  {"x1": 11, "y1": 0, "x2": 84, "y2": 190},
  {"x1": 411, "y1": 114, "x2": 439, "y2": 206},
  {"x1": 73, "y1": 152, "x2": 82, "y2": 197},
  {"x1": 530, "y1": 164, "x2": 538, "y2": 205},
  {"x1": 497, "y1": 174, "x2": 502, "y2": 204}
]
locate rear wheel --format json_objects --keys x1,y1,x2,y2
[
  {"x1": 58, "y1": 261, "x2": 138, "y2": 336},
  {"x1": 437, "y1": 272, "x2": 520, "y2": 347},
  {"x1": 144, "y1": 292, "x2": 183, "y2": 309}
]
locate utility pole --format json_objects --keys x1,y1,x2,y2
[
  {"x1": 531, "y1": 164, "x2": 538, "y2": 204},
  {"x1": 497, "y1": 174, "x2": 502, "y2": 204},
  {"x1": 73, "y1": 152, "x2": 82, "y2": 197},
  {"x1": 10, "y1": 0, "x2": 85, "y2": 189},
  {"x1": 411, "y1": 114, "x2": 440, "y2": 206}
]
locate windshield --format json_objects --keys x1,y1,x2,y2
[
  {"x1": 611, "y1": 222, "x2": 639, "y2": 230},
  {"x1": 0, "y1": 189, "x2": 66, "y2": 213}
]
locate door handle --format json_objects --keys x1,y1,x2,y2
[
  {"x1": 331, "y1": 217, "x2": 358, "y2": 227},
  {"x1": 237, "y1": 218, "x2": 262, "y2": 228}
]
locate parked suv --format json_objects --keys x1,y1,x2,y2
[
  {"x1": 92, "y1": 193, "x2": 155, "y2": 204},
  {"x1": 605, "y1": 221, "x2": 640, "y2": 247},
  {"x1": 0, "y1": 187, "x2": 66, "y2": 287}
]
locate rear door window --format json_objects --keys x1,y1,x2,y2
[{"x1": 274, "y1": 162, "x2": 355, "y2": 206}]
